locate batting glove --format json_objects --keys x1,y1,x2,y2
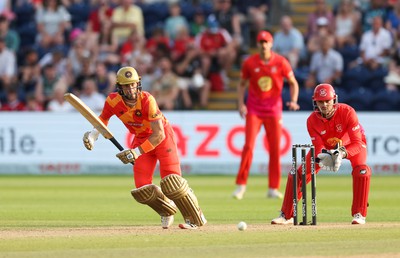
[
  {"x1": 116, "y1": 149, "x2": 138, "y2": 164},
  {"x1": 83, "y1": 129, "x2": 99, "y2": 151}
]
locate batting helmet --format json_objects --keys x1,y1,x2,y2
[
  {"x1": 115, "y1": 66, "x2": 142, "y2": 96},
  {"x1": 116, "y1": 66, "x2": 140, "y2": 85}
]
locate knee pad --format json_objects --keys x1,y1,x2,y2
[
  {"x1": 351, "y1": 165, "x2": 371, "y2": 217},
  {"x1": 160, "y1": 174, "x2": 207, "y2": 226},
  {"x1": 131, "y1": 184, "x2": 177, "y2": 217}
]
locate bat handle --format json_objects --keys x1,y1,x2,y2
[{"x1": 109, "y1": 137, "x2": 124, "y2": 151}]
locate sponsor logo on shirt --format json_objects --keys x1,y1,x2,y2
[
  {"x1": 352, "y1": 124, "x2": 360, "y2": 131},
  {"x1": 127, "y1": 122, "x2": 143, "y2": 127}
]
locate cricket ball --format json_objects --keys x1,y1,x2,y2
[{"x1": 237, "y1": 221, "x2": 247, "y2": 231}]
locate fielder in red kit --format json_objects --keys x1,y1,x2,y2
[
  {"x1": 271, "y1": 84, "x2": 371, "y2": 225},
  {"x1": 232, "y1": 31, "x2": 300, "y2": 200},
  {"x1": 82, "y1": 66, "x2": 206, "y2": 230}
]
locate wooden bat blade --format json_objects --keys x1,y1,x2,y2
[{"x1": 64, "y1": 93, "x2": 114, "y2": 139}]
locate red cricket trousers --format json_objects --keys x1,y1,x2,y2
[{"x1": 235, "y1": 114, "x2": 282, "y2": 189}]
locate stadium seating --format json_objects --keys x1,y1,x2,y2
[
  {"x1": 344, "y1": 88, "x2": 374, "y2": 111},
  {"x1": 370, "y1": 90, "x2": 400, "y2": 111},
  {"x1": 297, "y1": 88, "x2": 314, "y2": 111}
]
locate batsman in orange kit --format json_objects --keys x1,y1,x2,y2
[
  {"x1": 271, "y1": 84, "x2": 371, "y2": 225},
  {"x1": 232, "y1": 31, "x2": 300, "y2": 200},
  {"x1": 82, "y1": 66, "x2": 206, "y2": 230}
]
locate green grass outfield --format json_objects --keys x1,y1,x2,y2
[{"x1": 0, "y1": 175, "x2": 399, "y2": 258}]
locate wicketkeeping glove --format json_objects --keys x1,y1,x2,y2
[
  {"x1": 317, "y1": 145, "x2": 347, "y2": 172},
  {"x1": 116, "y1": 149, "x2": 138, "y2": 164},
  {"x1": 331, "y1": 145, "x2": 347, "y2": 172},
  {"x1": 83, "y1": 129, "x2": 99, "y2": 150},
  {"x1": 317, "y1": 149, "x2": 335, "y2": 171}
]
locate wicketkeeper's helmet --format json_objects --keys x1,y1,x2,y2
[
  {"x1": 116, "y1": 66, "x2": 142, "y2": 96},
  {"x1": 312, "y1": 83, "x2": 338, "y2": 110}
]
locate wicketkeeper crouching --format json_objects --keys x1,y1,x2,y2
[
  {"x1": 82, "y1": 66, "x2": 207, "y2": 229},
  {"x1": 271, "y1": 84, "x2": 371, "y2": 225}
]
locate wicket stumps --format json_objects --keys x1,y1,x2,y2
[{"x1": 291, "y1": 144, "x2": 317, "y2": 226}]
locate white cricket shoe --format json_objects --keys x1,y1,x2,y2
[
  {"x1": 178, "y1": 222, "x2": 198, "y2": 230},
  {"x1": 267, "y1": 188, "x2": 283, "y2": 199},
  {"x1": 271, "y1": 212, "x2": 294, "y2": 225},
  {"x1": 351, "y1": 213, "x2": 366, "y2": 225},
  {"x1": 232, "y1": 185, "x2": 246, "y2": 200},
  {"x1": 161, "y1": 215, "x2": 174, "y2": 229}
]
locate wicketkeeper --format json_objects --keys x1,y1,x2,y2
[
  {"x1": 82, "y1": 66, "x2": 207, "y2": 229},
  {"x1": 271, "y1": 84, "x2": 371, "y2": 225}
]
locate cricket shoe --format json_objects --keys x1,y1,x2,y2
[
  {"x1": 232, "y1": 185, "x2": 246, "y2": 200},
  {"x1": 351, "y1": 213, "x2": 366, "y2": 225},
  {"x1": 267, "y1": 188, "x2": 283, "y2": 199},
  {"x1": 178, "y1": 222, "x2": 198, "y2": 230},
  {"x1": 161, "y1": 215, "x2": 174, "y2": 229},
  {"x1": 271, "y1": 212, "x2": 294, "y2": 225}
]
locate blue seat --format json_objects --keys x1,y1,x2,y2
[
  {"x1": 334, "y1": 87, "x2": 348, "y2": 103},
  {"x1": 344, "y1": 88, "x2": 374, "y2": 111},
  {"x1": 341, "y1": 66, "x2": 371, "y2": 91},
  {"x1": 366, "y1": 77, "x2": 386, "y2": 93},
  {"x1": 138, "y1": 2, "x2": 169, "y2": 38},
  {"x1": 281, "y1": 87, "x2": 291, "y2": 110},
  {"x1": 371, "y1": 90, "x2": 400, "y2": 111},
  {"x1": 338, "y1": 44, "x2": 359, "y2": 70},
  {"x1": 297, "y1": 88, "x2": 314, "y2": 111},
  {"x1": 67, "y1": 2, "x2": 91, "y2": 30}
]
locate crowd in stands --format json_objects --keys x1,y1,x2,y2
[{"x1": 0, "y1": 0, "x2": 399, "y2": 112}]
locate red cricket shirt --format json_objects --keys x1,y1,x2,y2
[
  {"x1": 242, "y1": 52, "x2": 294, "y2": 118},
  {"x1": 307, "y1": 103, "x2": 367, "y2": 158}
]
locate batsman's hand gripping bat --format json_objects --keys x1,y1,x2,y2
[{"x1": 64, "y1": 93, "x2": 134, "y2": 164}]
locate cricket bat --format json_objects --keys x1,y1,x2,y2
[{"x1": 64, "y1": 93, "x2": 125, "y2": 151}]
